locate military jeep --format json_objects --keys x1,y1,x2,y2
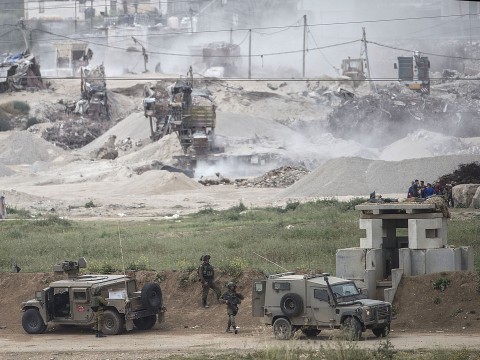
[
  {"x1": 21, "y1": 258, "x2": 165, "y2": 335},
  {"x1": 252, "y1": 272, "x2": 391, "y2": 340}
]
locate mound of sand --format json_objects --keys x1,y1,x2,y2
[
  {"x1": 119, "y1": 134, "x2": 183, "y2": 165},
  {"x1": 0, "y1": 131, "x2": 68, "y2": 165},
  {"x1": 119, "y1": 170, "x2": 202, "y2": 195},
  {"x1": 280, "y1": 154, "x2": 480, "y2": 198},
  {"x1": 380, "y1": 130, "x2": 480, "y2": 161},
  {"x1": 80, "y1": 112, "x2": 151, "y2": 153},
  {"x1": 0, "y1": 163, "x2": 15, "y2": 177}
]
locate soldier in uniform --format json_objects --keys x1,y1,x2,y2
[
  {"x1": 198, "y1": 255, "x2": 221, "y2": 308},
  {"x1": 220, "y1": 282, "x2": 244, "y2": 334},
  {"x1": 91, "y1": 288, "x2": 107, "y2": 337}
]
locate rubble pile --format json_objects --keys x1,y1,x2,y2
[
  {"x1": 0, "y1": 51, "x2": 45, "y2": 93},
  {"x1": 438, "y1": 162, "x2": 480, "y2": 185},
  {"x1": 235, "y1": 165, "x2": 309, "y2": 188},
  {"x1": 327, "y1": 83, "x2": 480, "y2": 147}
]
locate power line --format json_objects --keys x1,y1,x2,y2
[{"x1": 368, "y1": 40, "x2": 480, "y2": 61}]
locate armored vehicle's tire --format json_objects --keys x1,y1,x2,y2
[
  {"x1": 141, "y1": 283, "x2": 162, "y2": 311},
  {"x1": 372, "y1": 325, "x2": 389, "y2": 338},
  {"x1": 301, "y1": 328, "x2": 321, "y2": 337},
  {"x1": 133, "y1": 314, "x2": 157, "y2": 330},
  {"x1": 280, "y1": 293, "x2": 303, "y2": 317},
  {"x1": 342, "y1": 316, "x2": 362, "y2": 341},
  {"x1": 273, "y1": 317, "x2": 293, "y2": 340},
  {"x1": 22, "y1": 308, "x2": 47, "y2": 334},
  {"x1": 102, "y1": 309, "x2": 124, "y2": 335}
]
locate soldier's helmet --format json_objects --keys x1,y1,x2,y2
[
  {"x1": 227, "y1": 281, "x2": 236, "y2": 290},
  {"x1": 202, "y1": 255, "x2": 211, "y2": 261}
]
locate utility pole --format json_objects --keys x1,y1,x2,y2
[
  {"x1": 302, "y1": 14, "x2": 307, "y2": 78},
  {"x1": 362, "y1": 27, "x2": 376, "y2": 92},
  {"x1": 74, "y1": 0, "x2": 77, "y2": 33},
  {"x1": 105, "y1": 0, "x2": 108, "y2": 17},
  {"x1": 18, "y1": 19, "x2": 29, "y2": 52},
  {"x1": 248, "y1": 29, "x2": 252, "y2": 79},
  {"x1": 230, "y1": 28, "x2": 233, "y2": 44},
  {"x1": 90, "y1": 0, "x2": 93, "y2": 30}
]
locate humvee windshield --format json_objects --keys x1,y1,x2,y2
[{"x1": 330, "y1": 282, "x2": 361, "y2": 299}]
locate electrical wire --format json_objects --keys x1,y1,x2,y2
[{"x1": 368, "y1": 40, "x2": 480, "y2": 61}]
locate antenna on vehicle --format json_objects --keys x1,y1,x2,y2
[
  {"x1": 252, "y1": 252, "x2": 289, "y2": 272},
  {"x1": 117, "y1": 220, "x2": 129, "y2": 302}
]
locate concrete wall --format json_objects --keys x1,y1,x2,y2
[{"x1": 408, "y1": 218, "x2": 447, "y2": 249}]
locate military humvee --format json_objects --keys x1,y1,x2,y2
[
  {"x1": 252, "y1": 272, "x2": 391, "y2": 340},
  {"x1": 21, "y1": 258, "x2": 165, "y2": 335}
]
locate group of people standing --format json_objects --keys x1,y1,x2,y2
[
  {"x1": 407, "y1": 179, "x2": 454, "y2": 207},
  {"x1": 198, "y1": 255, "x2": 244, "y2": 334}
]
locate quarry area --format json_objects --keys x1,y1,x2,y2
[{"x1": 1, "y1": 74, "x2": 480, "y2": 219}]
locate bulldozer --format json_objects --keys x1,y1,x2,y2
[
  {"x1": 143, "y1": 68, "x2": 221, "y2": 171},
  {"x1": 341, "y1": 58, "x2": 366, "y2": 86}
]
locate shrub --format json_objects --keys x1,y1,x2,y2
[
  {"x1": 432, "y1": 277, "x2": 450, "y2": 291},
  {"x1": 35, "y1": 215, "x2": 71, "y2": 227},
  {"x1": 85, "y1": 200, "x2": 96, "y2": 208},
  {"x1": 25, "y1": 117, "x2": 39, "y2": 129},
  {"x1": 13, "y1": 101, "x2": 30, "y2": 113},
  {"x1": 221, "y1": 257, "x2": 247, "y2": 278},
  {"x1": 0, "y1": 118, "x2": 12, "y2": 131},
  {"x1": 127, "y1": 255, "x2": 149, "y2": 271}
]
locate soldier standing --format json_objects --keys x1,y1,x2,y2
[
  {"x1": 198, "y1": 255, "x2": 221, "y2": 308},
  {"x1": 221, "y1": 282, "x2": 244, "y2": 334},
  {"x1": 91, "y1": 288, "x2": 107, "y2": 337}
]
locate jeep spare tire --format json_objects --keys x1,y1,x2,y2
[
  {"x1": 141, "y1": 282, "x2": 162, "y2": 310},
  {"x1": 280, "y1": 293, "x2": 303, "y2": 317}
]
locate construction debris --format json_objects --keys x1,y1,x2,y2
[
  {"x1": 0, "y1": 51, "x2": 45, "y2": 93},
  {"x1": 234, "y1": 165, "x2": 310, "y2": 188}
]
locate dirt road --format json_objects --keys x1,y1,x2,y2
[{"x1": 2, "y1": 330, "x2": 480, "y2": 359}]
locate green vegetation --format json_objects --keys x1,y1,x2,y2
[
  {"x1": 135, "y1": 346, "x2": 480, "y2": 360},
  {"x1": 0, "y1": 201, "x2": 478, "y2": 274}
]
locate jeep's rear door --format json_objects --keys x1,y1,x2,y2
[
  {"x1": 252, "y1": 280, "x2": 266, "y2": 317},
  {"x1": 308, "y1": 285, "x2": 335, "y2": 324}
]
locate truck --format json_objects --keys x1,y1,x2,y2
[
  {"x1": 252, "y1": 272, "x2": 392, "y2": 340},
  {"x1": 21, "y1": 258, "x2": 165, "y2": 335},
  {"x1": 395, "y1": 51, "x2": 430, "y2": 94}
]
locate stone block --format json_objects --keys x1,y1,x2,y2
[
  {"x1": 460, "y1": 246, "x2": 474, "y2": 271},
  {"x1": 366, "y1": 249, "x2": 384, "y2": 280},
  {"x1": 408, "y1": 218, "x2": 446, "y2": 249},
  {"x1": 359, "y1": 219, "x2": 384, "y2": 249},
  {"x1": 411, "y1": 250, "x2": 426, "y2": 275},
  {"x1": 398, "y1": 248, "x2": 411, "y2": 276},
  {"x1": 425, "y1": 248, "x2": 462, "y2": 274},
  {"x1": 364, "y1": 269, "x2": 377, "y2": 300},
  {"x1": 336, "y1": 248, "x2": 366, "y2": 279}
]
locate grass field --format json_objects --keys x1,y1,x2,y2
[{"x1": 1, "y1": 200, "x2": 479, "y2": 274}]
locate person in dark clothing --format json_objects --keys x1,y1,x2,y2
[
  {"x1": 424, "y1": 183, "x2": 435, "y2": 198},
  {"x1": 198, "y1": 255, "x2": 221, "y2": 308},
  {"x1": 220, "y1": 282, "x2": 244, "y2": 334},
  {"x1": 412, "y1": 179, "x2": 420, "y2": 198}
]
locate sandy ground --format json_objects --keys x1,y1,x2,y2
[{"x1": 2, "y1": 331, "x2": 480, "y2": 359}]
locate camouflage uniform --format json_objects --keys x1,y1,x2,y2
[
  {"x1": 198, "y1": 255, "x2": 221, "y2": 308},
  {"x1": 220, "y1": 282, "x2": 244, "y2": 334},
  {"x1": 91, "y1": 295, "x2": 107, "y2": 337}
]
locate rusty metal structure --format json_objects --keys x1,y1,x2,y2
[
  {"x1": 143, "y1": 69, "x2": 219, "y2": 170},
  {"x1": 80, "y1": 64, "x2": 109, "y2": 118}
]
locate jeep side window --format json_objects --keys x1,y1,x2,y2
[
  {"x1": 73, "y1": 289, "x2": 87, "y2": 302},
  {"x1": 314, "y1": 288, "x2": 329, "y2": 302}
]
